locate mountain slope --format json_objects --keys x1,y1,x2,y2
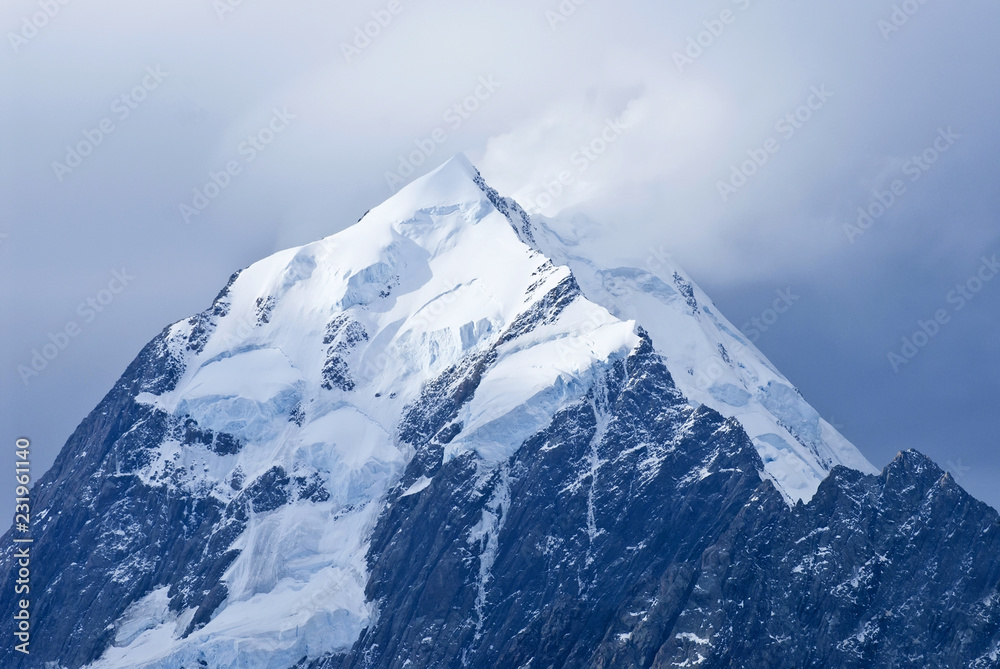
[
  {"x1": 1, "y1": 155, "x2": 997, "y2": 669},
  {"x1": 524, "y1": 211, "x2": 877, "y2": 502}
]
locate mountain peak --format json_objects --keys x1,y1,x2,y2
[
  {"x1": 2, "y1": 156, "x2": 924, "y2": 669},
  {"x1": 250, "y1": 156, "x2": 874, "y2": 505},
  {"x1": 438, "y1": 151, "x2": 479, "y2": 176},
  {"x1": 374, "y1": 153, "x2": 485, "y2": 216},
  {"x1": 402, "y1": 152, "x2": 482, "y2": 195},
  {"x1": 882, "y1": 448, "x2": 945, "y2": 488}
]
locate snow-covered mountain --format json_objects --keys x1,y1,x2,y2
[{"x1": 2, "y1": 156, "x2": 998, "y2": 669}]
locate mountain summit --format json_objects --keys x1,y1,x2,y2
[{"x1": 3, "y1": 156, "x2": 998, "y2": 668}]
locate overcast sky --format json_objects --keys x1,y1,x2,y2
[{"x1": 2, "y1": 0, "x2": 999, "y2": 519}]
